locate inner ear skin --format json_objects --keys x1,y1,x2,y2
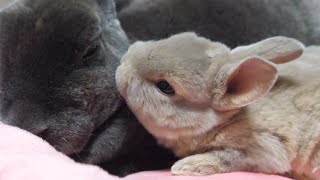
[
  {"x1": 213, "y1": 57, "x2": 278, "y2": 111},
  {"x1": 271, "y1": 50, "x2": 304, "y2": 64},
  {"x1": 226, "y1": 67, "x2": 241, "y2": 95},
  {"x1": 226, "y1": 60, "x2": 268, "y2": 96},
  {"x1": 228, "y1": 58, "x2": 278, "y2": 96}
]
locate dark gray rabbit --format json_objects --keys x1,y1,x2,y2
[
  {"x1": 0, "y1": 0, "x2": 175, "y2": 176},
  {"x1": 117, "y1": 0, "x2": 320, "y2": 47}
]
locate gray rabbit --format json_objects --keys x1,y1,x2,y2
[
  {"x1": 117, "y1": 0, "x2": 320, "y2": 47},
  {"x1": 0, "y1": 0, "x2": 175, "y2": 176}
]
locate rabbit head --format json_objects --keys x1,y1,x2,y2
[
  {"x1": 116, "y1": 32, "x2": 304, "y2": 140},
  {"x1": 0, "y1": 0, "x2": 129, "y2": 155}
]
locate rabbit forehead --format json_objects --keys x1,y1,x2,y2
[
  {"x1": 0, "y1": 0, "x2": 101, "y2": 45},
  {"x1": 127, "y1": 33, "x2": 231, "y2": 83},
  {"x1": 0, "y1": 0, "x2": 101, "y2": 96}
]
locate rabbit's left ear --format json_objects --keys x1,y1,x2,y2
[
  {"x1": 211, "y1": 56, "x2": 278, "y2": 111},
  {"x1": 231, "y1": 36, "x2": 305, "y2": 64}
]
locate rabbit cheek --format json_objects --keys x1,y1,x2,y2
[
  {"x1": 136, "y1": 106, "x2": 220, "y2": 140},
  {"x1": 115, "y1": 63, "x2": 131, "y2": 99},
  {"x1": 124, "y1": 79, "x2": 220, "y2": 139},
  {"x1": 45, "y1": 108, "x2": 95, "y2": 155},
  {"x1": 59, "y1": 69, "x2": 122, "y2": 128}
]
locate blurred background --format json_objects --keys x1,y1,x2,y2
[{"x1": 0, "y1": 0, "x2": 11, "y2": 8}]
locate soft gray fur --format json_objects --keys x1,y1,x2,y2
[
  {"x1": 0, "y1": 0, "x2": 175, "y2": 176},
  {"x1": 117, "y1": 0, "x2": 320, "y2": 47}
]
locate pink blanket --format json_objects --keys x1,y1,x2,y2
[{"x1": 0, "y1": 122, "x2": 292, "y2": 180}]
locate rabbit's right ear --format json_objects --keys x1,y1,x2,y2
[
  {"x1": 231, "y1": 36, "x2": 305, "y2": 64},
  {"x1": 211, "y1": 56, "x2": 278, "y2": 111},
  {"x1": 97, "y1": 0, "x2": 117, "y2": 17}
]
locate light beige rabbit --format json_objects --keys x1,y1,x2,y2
[{"x1": 116, "y1": 32, "x2": 320, "y2": 180}]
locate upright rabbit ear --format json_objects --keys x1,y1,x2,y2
[
  {"x1": 212, "y1": 57, "x2": 278, "y2": 111},
  {"x1": 231, "y1": 36, "x2": 305, "y2": 64}
]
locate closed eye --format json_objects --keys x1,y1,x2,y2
[{"x1": 81, "y1": 44, "x2": 100, "y2": 59}]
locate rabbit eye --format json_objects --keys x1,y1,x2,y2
[
  {"x1": 156, "y1": 80, "x2": 175, "y2": 95},
  {"x1": 82, "y1": 44, "x2": 99, "y2": 59}
]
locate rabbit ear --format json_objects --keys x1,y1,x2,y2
[
  {"x1": 97, "y1": 0, "x2": 117, "y2": 17},
  {"x1": 211, "y1": 56, "x2": 278, "y2": 111},
  {"x1": 231, "y1": 36, "x2": 304, "y2": 64}
]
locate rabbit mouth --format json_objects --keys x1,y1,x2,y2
[
  {"x1": 33, "y1": 108, "x2": 95, "y2": 155},
  {"x1": 117, "y1": 92, "x2": 125, "y2": 101}
]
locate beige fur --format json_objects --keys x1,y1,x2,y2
[{"x1": 116, "y1": 32, "x2": 320, "y2": 180}]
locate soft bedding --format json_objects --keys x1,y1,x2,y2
[{"x1": 0, "y1": 122, "x2": 292, "y2": 180}]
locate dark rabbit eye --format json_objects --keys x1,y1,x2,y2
[
  {"x1": 156, "y1": 80, "x2": 175, "y2": 95},
  {"x1": 82, "y1": 44, "x2": 99, "y2": 59}
]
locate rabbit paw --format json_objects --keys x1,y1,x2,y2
[{"x1": 171, "y1": 154, "x2": 223, "y2": 176}]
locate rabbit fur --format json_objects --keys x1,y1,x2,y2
[
  {"x1": 0, "y1": 0, "x2": 175, "y2": 176},
  {"x1": 116, "y1": 32, "x2": 320, "y2": 179},
  {"x1": 117, "y1": 0, "x2": 320, "y2": 47}
]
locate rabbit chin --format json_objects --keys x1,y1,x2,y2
[{"x1": 129, "y1": 105, "x2": 231, "y2": 141}]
